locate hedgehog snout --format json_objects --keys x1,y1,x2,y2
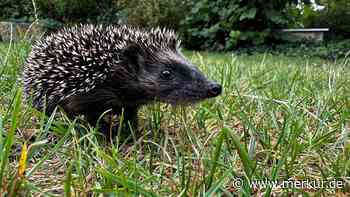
[
  {"x1": 188, "y1": 67, "x2": 222, "y2": 98},
  {"x1": 207, "y1": 81, "x2": 222, "y2": 97}
]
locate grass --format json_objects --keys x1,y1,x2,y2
[{"x1": 0, "y1": 41, "x2": 350, "y2": 196}]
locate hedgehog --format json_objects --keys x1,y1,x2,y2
[{"x1": 22, "y1": 24, "x2": 222, "y2": 134}]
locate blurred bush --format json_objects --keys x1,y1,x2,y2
[
  {"x1": 0, "y1": 0, "x2": 34, "y2": 22},
  {"x1": 36, "y1": 0, "x2": 122, "y2": 24},
  {"x1": 119, "y1": 0, "x2": 191, "y2": 30},
  {"x1": 181, "y1": 0, "x2": 308, "y2": 51},
  {"x1": 0, "y1": 0, "x2": 190, "y2": 33}
]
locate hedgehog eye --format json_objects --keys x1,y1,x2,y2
[{"x1": 160, "y1": 70, "x2": 173, "y2": 80}]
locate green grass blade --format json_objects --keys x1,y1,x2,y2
[
  {"x1": 206, "y1": 128, "x2": 226, "y2": 190},
  {"x1": 204, "y1": 168, "x2": 231, "y2": 197},
  {"x1": 225, "y1": 127, "x2": 254, "y2": 177},
  {"x1": 64, "y1": 163, "x2": 73, "y2": 197},
  {"x1": 95, "y1": 167, "x2": 158, "y2": 197},
  {"x1": 0, "y1": 89, "x2": 22, "y2": 191}
]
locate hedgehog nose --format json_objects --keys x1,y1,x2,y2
[{"x1": 208, "y1": 82, "x2": 222, "y2": 97}]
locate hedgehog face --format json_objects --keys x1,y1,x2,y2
[{"x1": 137, "y1": 51, "x2": 222, "y2": 105}]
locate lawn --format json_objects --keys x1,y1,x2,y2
[{"x1": 0, "y1": 42, "x2": 349, "y2": 196}]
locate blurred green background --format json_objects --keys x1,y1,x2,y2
[{"x1": 0, "y1": 0, "x2": 349, "y2": 51}]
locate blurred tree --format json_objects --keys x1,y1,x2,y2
[{"x1": 304, "y1": 0, "x2": 350, "y2": 39}]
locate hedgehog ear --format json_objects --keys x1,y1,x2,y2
[{"x1": 122, "y1": 44, "x2": 145, "y2": 73}]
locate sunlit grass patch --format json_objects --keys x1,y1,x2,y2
[{"x1": 0, "y1": 42, "x2": 349, "y2": 195}]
